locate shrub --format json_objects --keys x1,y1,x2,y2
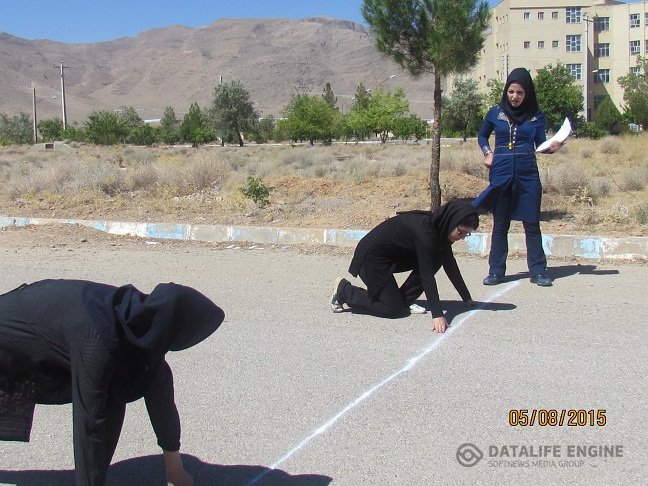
[
  {"x1": 239, "y1": 176, "x2": 272, "y2": 207},
  {"x1": 599, "y1": 137, "x2": 622, "y2": 155}
]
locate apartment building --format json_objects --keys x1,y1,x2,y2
[{"x1": 466, "y1": 0, "x2": 648, "y2": 121}]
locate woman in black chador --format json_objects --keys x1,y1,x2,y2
[
  {"x1": 330, "y1": 200, "x2": 479, "y2": 333},
  {"x1": 0, "y1": 279, "x2": 225, "y2": 486}
]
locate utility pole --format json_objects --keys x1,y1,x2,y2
[
  {"x1": 32, "y1": 85, "x2": 38, "y2": 143},
  {"x1": 56, "y1": 61, "x2": 69, "y2": 129}
]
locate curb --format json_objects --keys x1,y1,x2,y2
[{"x1": 1, "y1": 215, "x2": 647, "y2": 261}]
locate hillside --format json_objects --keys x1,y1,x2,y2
[{"x1": 0, "y1": 17, "x2": 435, "y2": 123}]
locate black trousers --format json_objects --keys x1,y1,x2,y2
[{"x1": 343, "y1": 265, "x2": 428, "y2": 318}]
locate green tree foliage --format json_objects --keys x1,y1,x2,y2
[
  {"x1": 85, "y1": 111, "x2": 128, "y2": 145},
  {"x1": 442, "y1": 78, "x2": 483, "y2": 140},
  {"x1": 115, "y1": 106, "x2": 144, "y2": 133},
  {"x1": 594, "y1": 97, "x2": 624, "y2": 135},
  {"x1": 239, "y1": 176, "x2": 272, "y2": 208},
  {"x1": 37, "y1": 118, "x2": 64, "y2": 142},
  {"x1": 534, "y1": 64, "x2": 583, "y2": 132},
  {"x1": 61, "y1": 123, "x2": 85, "y2": 142},
  {"x1": 127, "y1": 124, "x2": 158, "y2": 146},
  {"x1": 354, "y1": 83, "x2": 372, "y2": 109},
  {"x1": 618, "y1": 56, "x2": 648, "y2": 127},
  {"x1": 179, "y1": 102, "x2": 212, "y2": 147},
  {"x1": 279, "y1": 95, "x2": 339, "y2": 145},
  {"x1": 0, "y1": 112, "x2": 33, "y2": 145},
  {"x1": 159, "y1": 106, "x2": 179, "y2": 144},
  {"x1": 483, "y1": 78, "x2": 504, "y2": 111},
  {"x1": 362, "y1": 0, "x2": 490, "y2": 209},
  {"x1": 392, "y1": 114, "x2": 430, "y2": 142},
  {"x1": 322, "y1": 82, "x2": 338, "y2": 109},
  {"x1": 252, "y1": 116, "x2": 277, "y2": 144},
  {"x1": 208, "y1": 80, "x2": 258, "y2": 146},
  {"x1": 365, "y1": 88, "x2": 410, "y2": 142}
]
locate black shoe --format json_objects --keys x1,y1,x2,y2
[
  {"x1": 482, "y1": 274, "x2": 504, "y2": 286},
  {"x1": 330, "y1": 277, "x2": 347, "y2": 312},
  {"x1": 530, "y1": 274, "x2": 553, "y2": 287}
]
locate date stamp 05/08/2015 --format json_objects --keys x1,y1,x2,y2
[{"x1": 508, "y1": 409, "x2": 607, "y2": 427}]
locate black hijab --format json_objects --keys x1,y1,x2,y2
[
  {"x1": 399, "y1": 200, "x2": 479, "y2": 248},
  {"x1": 500, "y1": 67, "x2": 539, "y2": 124},
  {"x1": 84, "y1": 281, "x2": 225, "y2": 359}
]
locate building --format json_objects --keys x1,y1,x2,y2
[{"x1": 466, "y1": 0, "x2": 648, "y2": 121}]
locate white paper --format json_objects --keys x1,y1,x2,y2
[{"x1": 536, "y1": 117, "x2": 571, "y2": 153}]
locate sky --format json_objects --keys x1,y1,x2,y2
[{"x1": 2, "y1": 0, "x2": 645, "y2": 44}]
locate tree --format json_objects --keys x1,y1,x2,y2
[
  {"x1": 208, "y1": 80, "x2": 258, "y2": 146},
  {"x1": 364, "y1": 88, "x2": 410, "y2": 142},
  {"x1": 0, "y1": 112, "x2": 33, "y2": 145},
  {"x1": 618, "y1": 56, "x2": 648, "y2": 127},
  {"x1": 252, "y1": 116, "x2": 277, "y2": 144},
  {"x1": 115, "y1": 106, "x2": 144, "y2": 133},
  {"x1": 362, "y1": 0, "x2": 490, "y2": 209},
  {"x1": 483, "y1": 78, "x2": 504, "y2": 111},
  {"x1": 594, "y1": 97, "x2": 623, "y2": 135},
  {"x1": 279, "y1": 95, "x2": 338, "y2": 145},
  {"x1": 179, "y1": 102, "x2": 212, "y2": 147},
  {"x1": 322, "y1": 82, "x2": 338, "y2": 109},
  {"x1": 37, "y1": 118, "x2": 64, "y2": 142},
  {"x1": 127, "y1": 124, "x2": 158, "y2": 146},
  {"x1": 442, "y1": 78, "x2": 483, "y2": 140},
  {"x1": 84, "y1": 111, "x2": 128, "y2": 145},
  {"x1": 354, "y1": 83, "x2": 372, "y2": 109},
  {"x1": 392, "y1": 114, "x2": 429, "y2": 142},
  {"x1": 159, "y1": 106, "x2": 179, "y2": 144},
  {"x1": 534, "y1": 64, "x2": 583, "y2": 132}
]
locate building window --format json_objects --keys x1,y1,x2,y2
[
  {"x1": 595, "y1": 43, "x2": 610, "y2": 57},
  {"x1": 538, "y1": 41, "x2": 545, "y2": 49},
  {"x1": 566, "y1": 7, "x2": 581, "y2": 24},
  {"x1": 594, "y1": 69, "x2": 610, "y2": 84},
  {"x1": 594, "y1": 95, "x2": 607, "y2": 109},
  {"x1": 524, "y1": 41, "x2": 531, "y2": 49},
  {"x1": 567, "y1": 63, "x2": 582, "y2": 80},
  {"x1": 552, "y1": 11, "x2": 559, "y2": 20},
  {"x1": 630, "y1": 66, "x2": 641, "y2": 76},
  {"x1": 553, "y1": 40, "x2": 560, "y2": 48},
  {"x1": 524, "y1": 12, "x2": 530, "y2": 20},
  {"x1": 566, "y1": 35, "x2": 581, "y2": 52},
  {"x1": 538, "y1": 12, "x2": 544, "y2": 20},
  {"x1": 629, "y1": 13, "x2": 640, "y2": 28},
  {"x1": 594, "y1": 17, "x2": 610, "y2": 31},
  {"x1": 630, "y1": 40, "x2": 641, "y2": 55}
]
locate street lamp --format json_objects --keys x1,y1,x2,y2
[{"x1": 374, "y1": 74, "x2": 396, "y2": 90}]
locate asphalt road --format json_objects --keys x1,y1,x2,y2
[{"x1": 0, "y1": 242, "x2": 646, "y2": 485}]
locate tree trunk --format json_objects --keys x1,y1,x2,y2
[{"x1": 429, "y1": 74, "x2": 442, "y2": 211}]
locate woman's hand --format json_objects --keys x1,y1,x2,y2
[
  {"x1": 432, "y1": 316, "x2": 448, "y2": 333},
  {"x1": 547, "y1": 140, "x2": 564, "y2": 153},
  {"x1": 164, "y1": 450, "x2": 194, "y2": 486},
  {"x1": 483, "y1": 152, "x2": 494, "y2": 168}
]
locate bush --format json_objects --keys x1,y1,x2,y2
[{"x1": 239, "y1": 176, "x2": 272, "y2": 207}]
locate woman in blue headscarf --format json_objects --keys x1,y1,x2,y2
[{"x1": 473, "y1": 67, "x2": 563, "y2": 287}]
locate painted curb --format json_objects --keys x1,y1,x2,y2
[{"x1": 1, "y1": 215, "x2": 647, "y2": 261}]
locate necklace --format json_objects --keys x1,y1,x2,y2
[{"x1": 508, "y1": 120, "x2": 516, "y2": 150}]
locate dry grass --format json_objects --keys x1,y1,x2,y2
[{"x1": 0, "y1": 135, "x2": 647, "y2": 235}]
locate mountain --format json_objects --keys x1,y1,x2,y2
[{"x1": 0, "y1": 17, "x2": 436, "y2": 123}]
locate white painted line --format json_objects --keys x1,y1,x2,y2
[{"x1": 246, "y1": 281, "x2": 521, "y2": 485}]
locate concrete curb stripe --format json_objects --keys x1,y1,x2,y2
[{"x1": 1, "y1": 215, "x2": 646, "y2": 261}]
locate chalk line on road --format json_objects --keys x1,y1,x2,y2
[{"x1": 246, "y1": 281, "x2": 520, "y2": 485}]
